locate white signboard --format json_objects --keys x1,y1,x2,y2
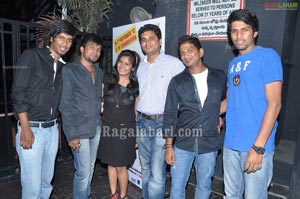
[
  {"x1": 112, "y1": 17, "x2": 166, "y2": 64},
  {"x1": 187, "y1": 0, "x2": 245, "y2": 40},
  {"x1": 128, "y1": 150, "x2": 142, "y2": 189},
  {"x1": 112, "y1": 17, "x2": 166, "y2": 189}
]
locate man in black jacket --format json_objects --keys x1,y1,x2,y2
[
  {"x1": 12, "y1": 20, "x2": 76, "y2": 199},
  {"x1": 59, "y1": 33, "x2": 103, "y2": 199},
  {"x1": 163, "y1": 35, "x2": 227, "y2": 199}
]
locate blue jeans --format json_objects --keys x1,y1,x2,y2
[
  {"x1": 16, "y1": 123, "x2": 59, "y2": 199},
  {"x1": 137, "y1": 115, "x2": 166, "y2": 199},
  {"x1": 72, "y1": 126, "x2": 101, "y2": 199},
  {"x1": 170, "y1": 146, "x2": 217, "y2": 199},
  {"x1": 223, "y1": 146, "x2": 274, "y2": 199}
]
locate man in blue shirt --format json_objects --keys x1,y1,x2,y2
[{"x1": 223, "y1": 9, "x2": 283, "y2": 199}]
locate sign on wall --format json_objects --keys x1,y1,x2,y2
[
  {"x1": 112, "y1": 17, "x2": 166, "y2": 64},
  {"x1": 128, "y1": 150, "x2": 142, "y2": 189},
  {"x1": 187, "y1": 0, "x2": 245, "y2": 40}
]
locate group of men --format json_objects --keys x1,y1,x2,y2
[
  {"x1": 12, "y1": 8, "x2": 282, "y2": 199},
  {"x1": 13, "y1": 21, "x2": 104, "y2": 199},
  {"x1": 136, "y1": 9, "x2": 282, "y2": 199}
]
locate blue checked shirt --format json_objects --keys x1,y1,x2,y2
[{"x1": 136, "y1": 53, "x2": 184, "y2": 115}]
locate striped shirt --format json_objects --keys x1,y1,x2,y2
[{"x1": 136, "y1": 53, "x2": 185, "y2": 115}]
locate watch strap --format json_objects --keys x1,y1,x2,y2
[{"x1": 252, "y1": 144, "x2": 265, "y2": 155}]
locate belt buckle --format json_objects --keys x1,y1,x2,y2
[
  {"x1": 41, "y1": 122, "x2": 48, "y2": 128},
  {"x1": 150, "y1": 115, "x2": 157, "y2": 120},
  {"x1": 144, "y1": 113, "x2": 153, "y2": 120},
  {"x1": 142, "y1": 113, "x2": 161, "y2": 121}
]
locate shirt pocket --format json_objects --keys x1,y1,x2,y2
[
  {"x1": 208, "y1": 88, "x2": 222, "y2": 105},
  {"x1": 36, "y1": 89, "x2": 51, "y2": 107}
]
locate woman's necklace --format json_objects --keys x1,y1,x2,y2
[{"x1": 115, "y1": 85, "x2": 127, "y2": 108}]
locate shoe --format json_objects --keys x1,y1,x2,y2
[
  {"x1": 119, "y1": 195, "x2": 128, "y2": 199},
  {"x1": 110, "y1": 192, "x2": 119, "y2": 199}
]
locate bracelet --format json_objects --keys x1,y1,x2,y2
[
  {"x1": 164, "y1": 146, "x2": 173, "y2": 149},
  {"x1": 163, "y1": 144, "x2": 173, "y2": 149}
]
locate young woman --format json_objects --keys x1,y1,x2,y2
[{"x1": 98, "y1": 49, "x2": 140, "y2": 199}]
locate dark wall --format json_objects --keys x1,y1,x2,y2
[
  {"x1": 102, "y1": 0, "x2": 291, "y2": 71},
  {"x1": 280, "y1": 9, "x2": 300, "y2": 141},
  {"x1": 152, "y1": 0, "x2": 288, "y2": 71},
  {"x1": 154, "y1": 0, "x2": 187, "y2": 58},
  {"x1": 202, "y1": 0, "x2": 287, "y2": 71},
  {"x1": 99, "y1": 0, "x2": 156, "y2": 36},
  {"x1": 287, "y1": 9, "x2": 300, "y2": 198}
]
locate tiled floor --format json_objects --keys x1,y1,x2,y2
[{"x1": 0, "y1": 157, "x2": 289, "y2": 199}]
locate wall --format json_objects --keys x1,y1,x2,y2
[
  {"x1": 154, "y1": 0, "x2": 187, "y2": 56},
  {"x1": 154, "y1": 0, "x2": 289, "y2": 71},
  {"x1": 279, "y1": 9, "x2": 300, "y2": 141},
  {"x1": 99, "y1": 0, "x2": 156, "y2": 36}
]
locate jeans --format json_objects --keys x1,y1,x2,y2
[
  {"x1": 223, "y1": 146, "x2": 274, "y2": 199},
  {"x1": 137, "y1": 114, "x2": 166, "y2": 199},
  {"x1": 16, "y1": 123, "x2": 59, "y2": 199},
  {"x1": 72, "y1": 125, "x2": 101, "y2": 199},
  {"x1": 170, "y1": 146, "x2": 217, "y2": 199}
]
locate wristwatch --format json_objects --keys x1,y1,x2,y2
[{"x1": 252, "y1": 144, "x2": 265, "y2": 155}]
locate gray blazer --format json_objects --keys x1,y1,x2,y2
[{"x1": 60, "y1": 58, "x2": 103, "y2": 142}]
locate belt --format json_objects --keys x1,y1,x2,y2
[
  {"x1": 139, "y1": 112, "x2": 163, "y2": 121},
  {"x1": 18, "y1": 120, "x2": 58, "y2": 128}
]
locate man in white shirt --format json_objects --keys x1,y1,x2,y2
[{"x1": 136, "y1": 24, "x2": 184, "y2": 199}]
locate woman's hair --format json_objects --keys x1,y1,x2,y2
[{"x1": 106, "y1": 49, "x2": 140, "y2": 97}]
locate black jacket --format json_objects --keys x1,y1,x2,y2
[
  {"x1": 163, "y1": 67, "x2": 227, "y2": 153},
  {"x1": 59, "y1": 58, "x2": 103, "y2": 142},
  {"x1": 12, "y1": 47, "x2": 65, "y2": 121}
]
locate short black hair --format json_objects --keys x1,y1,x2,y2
[
  {"x1": 80, "y1": 33, "x2": 103, "y2": 48},
  {"x1": 50, "y1": 20, "x2": 76, "y2": 38},
  {"x1": 178, "y1": 35, "x2": 202, "y2": 51},
  {"x1": 227, "y1": 9, "x2": 259, "y2": 33},
  {"x1": 138, "y1": 24, "x2": 162, "y2": 42}
]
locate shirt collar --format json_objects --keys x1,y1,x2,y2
[
  {"x1": 144, "y1": 52, "x2": 164, "y2": 64},
  {"x1": 47, "y1": 46, "x2": 66, "y2": 64}
]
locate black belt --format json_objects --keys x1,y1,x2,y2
[
  {"x1": 19, "y1": 120, "x2": 58, "y2": 128},
  {"x1": 139, "y1": 112, "x2": 163, "y2": 121}
]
